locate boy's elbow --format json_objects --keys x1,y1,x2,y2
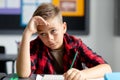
[
  {"x1": 16, "y1": 71, "x2": 31, "y2": 78},
  {"x1": 104, "y1": 64, "x2": 112, "y2": 73}
]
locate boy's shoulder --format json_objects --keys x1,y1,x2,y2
[{"x1": 64, "y1": 33, "x2": 82, "y2": 42}]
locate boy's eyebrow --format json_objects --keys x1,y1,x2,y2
[{"x1": 37, "y1": 29, "x2": 43, "y2": 32}]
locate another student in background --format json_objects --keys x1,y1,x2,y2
[{"x1": 16, "y1": 3, "x2": 112, "y2": 80}]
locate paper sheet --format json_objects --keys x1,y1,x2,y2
[
  {"x1": 36, "y1": 74, "x2": 104, "y2": 80},
  {"x1": 87, "y1": 78, "x2": 104, "y2": 80},
  {"x1": 36, "y1": 74, "x2": 64, "y2": 80},
  {"x1": 36, "y1": 75, "x2": 43, "y2": 80}
]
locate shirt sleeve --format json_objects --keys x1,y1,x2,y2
[
  {"x1": 30, "y1": 39, "x2": 39, "y2": 74},
  {"x1": 78, "y1": 39, "x2": 107, "y2": 68}
]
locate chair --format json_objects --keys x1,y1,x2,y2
[
  {"x1": 0, "y1": 46, "x2": 7, "y2": 73},
  {"x1": 0, "y1": 73, "x2": 7, "y2": 80}
]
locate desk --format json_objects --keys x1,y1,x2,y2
[
  {"x1": 0, "y1": 54, "x2": 17, "y2": 73},
  {"x1": 1, "y1": 74, "x2": 104, "y2": 80}
]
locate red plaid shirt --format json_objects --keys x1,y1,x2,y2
[{"x1": 30, "y1": 33, "x2": 106, "y2": 74}]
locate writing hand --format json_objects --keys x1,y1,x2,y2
[{"x1": 64, "y1": 68, "x2": 87, "y2": 80}]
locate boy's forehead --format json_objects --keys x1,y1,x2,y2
[
  {"x1": 37, "y1": 20, "x2": 60, "y2": 30},
  {"x1": 37, "y1": 18, "x2": 56, "y2": 27},
  {"x1": 37, "y1": 16, "x2": 62, "y2": 30}
]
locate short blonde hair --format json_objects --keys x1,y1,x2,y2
[{"x1": 33, "y1": 3, "x2": 63, "y2": 23}]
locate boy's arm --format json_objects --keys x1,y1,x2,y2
[
  {"x1": 81, "y1": 64, "x2": 112, "y2": 79},
  {"x1": 16, "y1": 20, "x2": 35, "y2": 78},
  {"x1": 16, "y1": 16, "x2": 47, "y2": 78},
  {"x1": 64, "y1": 64, "x2": 112, "y2": 80}
]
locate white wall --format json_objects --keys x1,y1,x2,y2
[
  {"x1": 0, "y1": 0, "x2": 120, "y2": 73},
  {"x1": 114, "y1": 37, "x2": 120, "y2": 71},
  {"x1": 80, "y1": 0, "x2": 115, "y2": 71},
  {"x1": 92, "y1": 0, "x2": 115, "y2": 69}
]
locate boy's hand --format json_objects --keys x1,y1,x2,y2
[
  {"x1": 64, "y1": 68, "x2": 87, "y2": 80},
  {"x1": 25, "y1": 16, "x2": 47, "y2": 35}
]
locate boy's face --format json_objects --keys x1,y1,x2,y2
[{"x1": 37, "y1": 17, "x2": 67, "y2": 50}]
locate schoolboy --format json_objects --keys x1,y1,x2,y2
[{"x1": 16, "y1": 3, "x2": 112, "y2": 80}]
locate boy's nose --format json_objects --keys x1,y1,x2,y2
[{"x1": 47, "y1": 34, "x2": 54, "y2": 40}]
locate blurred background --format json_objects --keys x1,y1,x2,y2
[{"x1": 0, "y1": 0, "x2": 120, "y2": 74}]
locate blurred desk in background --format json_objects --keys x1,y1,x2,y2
[
  {"x1": 0, "y1": 54, "x2": 17, "y2": 73},
  {"x1": 2, "y1": 74, "x2": 36, "y2": 80}
]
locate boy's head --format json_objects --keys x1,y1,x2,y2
[
  {"x1": 33, "y1": 3, "x2": 62, "y2": 24},
  {"x1": 33, "y1": 3, "x2": 67, "y2": 50}
]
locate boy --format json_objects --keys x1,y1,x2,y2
[{"x1": 16, "y1": 3, "x2": 112, "y2": 80}]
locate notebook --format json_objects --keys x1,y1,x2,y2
[
  {"x1": 36, "y1": 74, "x2": 104, "y2": 80},
  {"x1": 87, "y1": 78, "x2": 104, "y2": 80},
  {"x1": 36, "y1": 74, "x2": 64, "y2": 80}
]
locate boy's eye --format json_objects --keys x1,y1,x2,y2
[
  {"x1": 40, "y1": 33, "x2": 47, "y2": 37},
  {"x1": 51, "y1": 29, "x2": 57, "y2": 34}
]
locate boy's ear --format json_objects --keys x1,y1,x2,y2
[{"x1": 63, "y1": 22, "x2": 67, "y2": 33}]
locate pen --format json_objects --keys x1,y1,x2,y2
[{"x1": 70, "y1": 51, "x2": 78, "y2": 69}]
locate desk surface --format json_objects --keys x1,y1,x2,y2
[
  {"x1": 1, "y1": 74, "x2": 104, "y2": 80},
  {"x1": 0, "y1": 54, "x2": 17, "y2": 61}
]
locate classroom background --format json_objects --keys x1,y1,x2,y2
[{"x1": 0, "y1": 0, "x2": 120, "y2": 74}]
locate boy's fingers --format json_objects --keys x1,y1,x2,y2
[{"x1": 34, "y1": 16, "x2": 48, "y2": 26}]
